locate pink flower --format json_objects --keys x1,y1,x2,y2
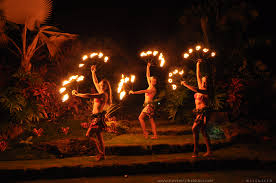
[
  {"x1": 80, "y1": 123, "x2": 89, "y2": 129},
  {"x1": 0, "y1": 141, "x2": 7, "y2": 152},
  {"x1": 33, "y1": 128, "x2": 43, "y2": 137},
  {"x1": 61, "y1": 127, "x2": 70, "y2": 135}
]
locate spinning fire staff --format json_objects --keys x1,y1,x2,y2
[
  {"x1": 59, "y1": 52, "x2": 109, "y2": 102},
  {"x1": 117, "y1": 74, "x2": 136, "y2": 101}
]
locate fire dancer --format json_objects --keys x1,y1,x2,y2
[
  {"x1": 129, "y1": 62, "x2": 158, "y2": 139},
  {"x1": 181, "y1": 59, "x2": 212, "y2": 157},
  {"x1": 72, "y1": 65, "x2": 112, "y2": 161}
]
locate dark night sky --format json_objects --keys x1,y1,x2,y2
[{"x1": 50, "y1": 6, "x2": 182, "y2": 53}]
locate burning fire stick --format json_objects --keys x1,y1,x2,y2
[
  {"x1": 59, "y1": 51, "x2": 110, "y2": 102},
  {"x1": 183, "y1": 44, "x2": 216, "y2": 62},
  {"x1": 140, "y1": 50, "x2": 166, "y2": 67},
  {"x1": 168, "y1": 68, "x2": 185, "y2": 90},
  {"x1": 117, "y1": 74, "x2": 136, "y2": 100}
]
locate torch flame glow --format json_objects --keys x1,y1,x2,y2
[
  {"x1": 211, "y1": 52, "x2": 216, "y2": 57},
  {"x1": 168, "y1": 79, "x2": 172, "y2": 83},
  {"x1": 69, "y1": 75, "x2": 78, "y2": 81},
  {"x1": 140, "y1": 52, "x2": 146, "y2": 57},
  {"x1": 124, "y1": 77, "x2": 130, "y2": 83},
  {"x1": 172, "y1": 84, "x2": 177, "y2": 90},
  {"x1": 158, "y1": 53, "x2": 163, "y2": 60},
  {"x1": 62, "y1": 80, "x2": 70, "y2": 86},
  {"x1": 160, "y1": 58, "x2": 165, "y2": 67},
  {"x1": 153, "y1": 51, "x2": 158, "y2": 56},
  {"x1": 90, "y1": 53, "x2": 98, "y2": 58},
  {"x1": 188, "y1": 49, "x2": 193, "y2": 53},
  {"x1": 146, "y1": 51, "x2": 152, "y2": 55},
  {"x1": 79, "y1": 64, "x2": 84, "y2": 68},
  {"x1": 62, "y1": 94, "x2": 69, "y2": 102},
  {"x1": 76, "y1": 76, "x2": 84, "y2": 82},
  {"x1": 98, "y1": 52, "x2": 103, "y2": 58},
  {"x1": 82, "y1": 55, "x2": 88, "y2": 61},
  {"x1": 120, "y1": 91, "x2": 126, "y2": 100},
  {"x1": 131, "y1": 75, "x2": 135, "y2": 83},
  {"x1": 184, "y1": 53, "x2": 189, "y2": 58},
  {"x1": 203, "y1": 48, "x2": 209, "y2": 53},
  {"x1": 104, "y1": 56, "x2": 109, "y2": 62},
  {"x1": 179, "y1": 70, "x2": 184, "y2": 75},
  {"x1": 173, "y1": 69, "x2": 178, "y2": 74},
  {"x1": 196, "y1": 45, "x2": 201, "y2": 50},
  {"x1": 59, "y1": 87, "x2": 66, "y2": 94},
  {"x1": 169, "y1": 73, "x2": 173, "y2": 77}
]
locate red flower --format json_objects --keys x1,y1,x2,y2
[
  {"x1": 61, "y1": 127, "x2": 70, "y2": 135},
  {"x1": 33, "y1": 128, "x2": 43, "y2": 137},
  {"x1": 80, "y1": 123, "x2": 89, "y2": 129},
  {"x1": 0, "y1": 141, "x2": 7, "y2": 152}
]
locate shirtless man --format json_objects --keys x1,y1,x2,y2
[
  {"x1": 72, "y1": 65, "x2": 112, "y2": 160},
  {"x1": 129, "y1": 62, "x2": 158, "y2": 139},
  {"x1": 181, "y1": 59, "x2": 212, "y2": 157}
]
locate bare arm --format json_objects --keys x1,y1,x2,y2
[
  {"x1": 91, "y1": 65, "x2": 101, "y2": 93},
  {"x1": 72, "y1": 90, "x2": 104, "y2": 99},
  {"x1": 129, "y1": 88, "x2": 154, "y2": 95},
  {"x1": 181, "y1": 81, "x2": 207, "y2": 94},
  {"x1": 196, "y1": 60, "x2": 202, "y2": 88},
  {"x1": 146, "y1": 62, "x2": 151, "y2": 85}
]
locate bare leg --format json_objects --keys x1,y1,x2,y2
[
  {"x1": 95, "y1": 131, "x2": 105, "y2": 160},
  {"x1": 138, "y1": 112, "x2": 148, "y2": 139},
  {"x1": 201, "y1": 116, "x2": 212, "y2": 156},
  {"x1": 192, "y1": 117, "x2": 200, "y2": 157},
  {"x1": 149, "y1": 117, "x2": 157, "y2": 139},
  {"x1": 89, "y1": 137, "x2": 102, "y2": 154}
]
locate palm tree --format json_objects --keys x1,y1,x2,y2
[{"x1": 0, "y1": 0, "x2": 77, "y2": 72}]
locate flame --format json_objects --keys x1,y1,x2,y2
[
  {"x1": 188, "y1": 49, "x2": 193, "y2": 53},
  {"x1": 184, "y1": 53, "x2": 189, "y2": 58},
  {"x1": 121, "y1": 74, "x2": 124, "y2": 78},
  {"x1": 160, "y1": 58, "x2": 165, "y2": 67},
  {"x1": 59, "y1": 87, "x2": 66, "y2": 94},
  {"x1": 146, "y1": 51, "x2": 152, "y2": 55},
  {"x1": 140, "y1": 52, "x2": 146, "y2": 57},
  {"x1": 168, "y1": 79, "x2": 172, "y2": 83},
  {"x1": 124, "y1": 77, "x2": 130, "y2": 83},
  {"x1": 82, "y1": 55, "x2": 88, "y2": 61},
  {"x1": 153, "y1": 51, "x2": 158, "y2": 56},
  {"x1": 211, "y1": 52, "x2": 216, "y2": 57},
  {"x1": 62, "y1": 94, "x2": 69, "y2": 102},
  {"x1": 90, "y1": 53, "x2": 98, "y2": 58},
  {"x1": 104, "y1": 56, "x2": 109, "y2": 62},
  {"x1": 120, "y1": 91, "x2": 126, "y2": 100},
  {"x1": 98, "y1": 52, "x2": 103, "y2": 58},
  {"x1": 169, "y1": 73, "x2": 173, "y2": 77},
  {"x1": 203, "y1": 48, "x2": 209, "y2": 53},
  {"x1": 173, "y1": 69, "x2": 178, "y2": 74},
  {"x1": 69, "y1": 75, "x2": 78, "y2": 81},
  {"x1": 79, "y1": 64, "x2": 84, "y2": 68},
  {"x1": 196, "y1": 45, "x2": 201, "y2": 51},
  {"x1": 62, "y1": 80, "x2": 70, "y2": 86},
  {"x1": 158, "y1": 53, "x2": 163, "y2": 60},
  {"x1": 131, "y1": 75, "x2": 135, "y2": 83},
  {"x1": 172, "y1": 84, "x2": 177, "y2": 90},
  {"x1": 179, "y1": 70, "x2": 184, "y2": 75},
  {"x1": 76, "y1": 75, "x2": 84, "y2": 82}
]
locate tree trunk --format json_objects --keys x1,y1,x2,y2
[
  {"x1": 200, "y1": 16, "x2": 209, "y2": 47},
  {"x1": 21, "y1": 58, "x2": 32, "y2": 72}
]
